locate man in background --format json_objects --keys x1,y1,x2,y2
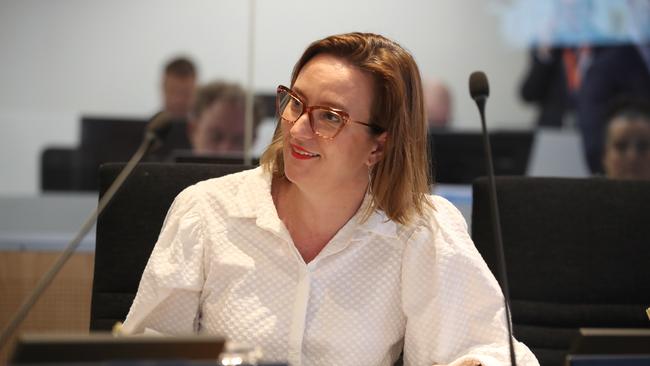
[
  {"x1": 145, "y1": 57, "x2": 197, "y2": 160},
  {"x1": 519, "y1": 45, "x2": 591, "y2": 128},
  {"x1": 162, "y1": 57, "x2": 197, "y2": 120}
]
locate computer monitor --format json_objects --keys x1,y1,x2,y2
[
  {"x1": 80, "y1": 116, "x2": 192, "y2": 162},
  {"x1": 566, "y1": 328, "x2": 650, "y2": 366},
  {"x1": 80, "y1": 117, "x2": 149, "y2": 162},
  {"x1": 429, "y1": 130, "x2": 534, "y2": 184},
  {"x1": 78, "y1": 116, "x2": 193, "y2": 190},
  {"x1": 10, "y1": 333, "x2": 225, "y2": 364}
]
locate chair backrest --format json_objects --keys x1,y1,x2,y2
[
  {"x1": 471, "y1": 177, "x2": 650, "y2": 366},
  {"x1": 90, "y1": 163, "x2": 250, "y2": 331}
]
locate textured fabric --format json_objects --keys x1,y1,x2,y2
[{"x1": 123, "y1": 167, "x2": 538, "y2": 366}]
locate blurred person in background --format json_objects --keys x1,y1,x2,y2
[
  {"x1": 147, "y1": 56, "x2": 198, "y2": 160},
  {"x1": 188, "y1": 81, "x2": 262, "y2": 155},
  {"x1": 422, "y1": 78, "x2": 452, "y2": 130},
  {"x1": 577, "y1": 44, "x2": 650, "y2": 174},
  {"x1": 577, "y1": 1, "x2": 650, "y2": 174},
  {"x1": 519, "y1": 45, "x2": 592, "y2": 128},
  {"x1": 162, "y1": 57, "x2": 197, "y2": 120},
  {"x1": 602, "y1": 98, "x2": 650, "y2": 180}
]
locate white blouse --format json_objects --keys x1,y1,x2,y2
[{"x1": 122, "y1": 167, "x2": 538, "y2": 366}]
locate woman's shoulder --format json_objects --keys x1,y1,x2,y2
[
  {"x1": 173, "y1": 166, "x2": 268, "y2": 208},
  {"x1": 399, "y1": 194, "x2": 471, "y2": 247},
  {"x1": 195, "y1": 166, "x2": 263, "y2": 191},
  {"x1": 428, "y1": 195, "x2": 468, "y2": 232},
  {"x1": 403, "y1": 195, "x2": 467, "y2": 230}
]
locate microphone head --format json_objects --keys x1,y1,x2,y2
[
  {"x1": 469, "y1": 71, "x2": 490, "y2": 100},
  {"x1": 145, "y1": 111, "x2": 173, "y2": 141}
]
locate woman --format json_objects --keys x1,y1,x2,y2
[{"x1": 123, "y1": 32, "x2": 538, "y2": 366}]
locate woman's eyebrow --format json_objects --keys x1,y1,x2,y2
[
  {"x1": 292, "y1": 86, "x2": 348, "y2": 111},
  {"x1": 292, "y1": 86, "x2": 308, "y2": 101}
]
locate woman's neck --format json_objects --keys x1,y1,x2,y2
[{"x1": 272, "y1": 176, "x2": 368, "y2": 263}]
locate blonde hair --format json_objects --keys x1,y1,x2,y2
[{"x1": 261, "y1": 32, "x2": 432, "y2": 225}]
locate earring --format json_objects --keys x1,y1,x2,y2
[{"x1": 367, "y1": 166, "x2": 374, "y2": 197}]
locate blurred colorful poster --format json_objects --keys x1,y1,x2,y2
[{"x1": 492, "y1": 0, "x2": 650, "y2": 46}]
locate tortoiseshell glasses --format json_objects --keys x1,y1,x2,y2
[{"x1": 276, "y1": 85, "x2": 379, "y2": 139}]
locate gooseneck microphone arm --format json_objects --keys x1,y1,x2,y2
[
  {"x1": 469, "y1": 71, "x2": 517, "y2": 366},
  {"x1": 0, "y1": 112, "x2": 172, "y2": 350}
]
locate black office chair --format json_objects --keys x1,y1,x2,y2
[
  {"x1": 90, "y1": 163, "x2": 251, "y2": 331},
  {"x1": 471, "y1": 177, "x2": 650, "y2": 366}
]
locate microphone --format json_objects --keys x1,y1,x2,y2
[
  {"x1": 469, "y1": 71, "x2": 517, "y2": 366},
  {"x1": 145, "y1": 111, "x2": 174, "y2": 147},
  {"x1": 0, "y1": 112, "x2": 173, "y2": 349}
]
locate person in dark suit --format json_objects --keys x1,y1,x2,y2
[
  {"x1": 577, "y1": 44, "x2": 650, "y2": 174},
  {"x1": 520, "y1": 47, "x2": 574, "y2": 128},
  {"x1": 520, "y1": 46, "x2": 592, "y2": 128}
]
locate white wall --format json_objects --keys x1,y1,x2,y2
[{"x1": 0, "y1": 0, "x2": 535, "y2": 195}]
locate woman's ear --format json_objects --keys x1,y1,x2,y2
[{"x1": 366, "y1": 132, "x2": 388, "y2": 167}]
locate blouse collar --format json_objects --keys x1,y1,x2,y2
[{"x1": 227, "y1": 167, "x2": 398, "y2": 241}]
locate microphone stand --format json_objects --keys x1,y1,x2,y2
[
  {"x1": 470, "y1": 72, "x2": 517, "y2": 366},
  {"x1": 0, "y1": 127, "x2": 166, "y2": 350}
]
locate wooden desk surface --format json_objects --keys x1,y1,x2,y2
[{"x1": 0, "y1": 251, "x2": 94, "y2": 365}]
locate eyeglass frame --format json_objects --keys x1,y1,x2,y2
[{"x1": 276, "y1": 85, "x2": 382, "y2": 140}]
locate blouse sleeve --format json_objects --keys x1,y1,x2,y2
[
  {"x1": 401, "y1": 196, "x2": 539, "y2": 366},
  {"x1": 121, "y1": 186, "x2": 205, "y2": 336}
]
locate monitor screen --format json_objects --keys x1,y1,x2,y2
[
  {"x1": 567, "y1": 328, "x2": 650, "y2": 366},
  {"x1": 429, "y1": 130, "x2": 534, "y2": 184}
]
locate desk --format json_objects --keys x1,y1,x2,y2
[
  {"x1": 0, "y1": 194, "x2": 97, "y2": 251},
  {"x1": 0, "y1": 194, "x2": 98, "y2": 364}
]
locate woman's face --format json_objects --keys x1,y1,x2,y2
[
  {"x1": 603, "y1": 117, "x2": 650, "y2": 180},
  {"x1": 281, "y1": 53, "x2": 385, "y2": 195}
]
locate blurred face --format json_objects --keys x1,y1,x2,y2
[
  {"x1": 281, "y1": 53, "x2": 385, "y2": 195},
  {"x1": 163, "y1": 74, "x2": 196, "y2": 119},
  {"x1": 190, "y1": 100, "x2": 246, "y2": 154},
  {"x1": 423, "y1": 81, "x2": 451, "y2": 128},
  {"x1": 603, "y1": 117, "x2": 650, "y2": 180}
]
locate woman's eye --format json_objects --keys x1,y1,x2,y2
[
  {"x1": 290, "y1": 98, "x2": 302, "y2": 110},
  {"x1": 323, "y1": 111, "x2": 342, "y2": 123}
]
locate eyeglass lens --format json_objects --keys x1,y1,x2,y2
[{"x1": 277, "y1": 88, "x2": 345, "y2": 138}]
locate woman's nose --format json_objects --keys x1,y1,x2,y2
[{"x1": 289, "y1": 112, "x2": 314, "y2": 140}]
